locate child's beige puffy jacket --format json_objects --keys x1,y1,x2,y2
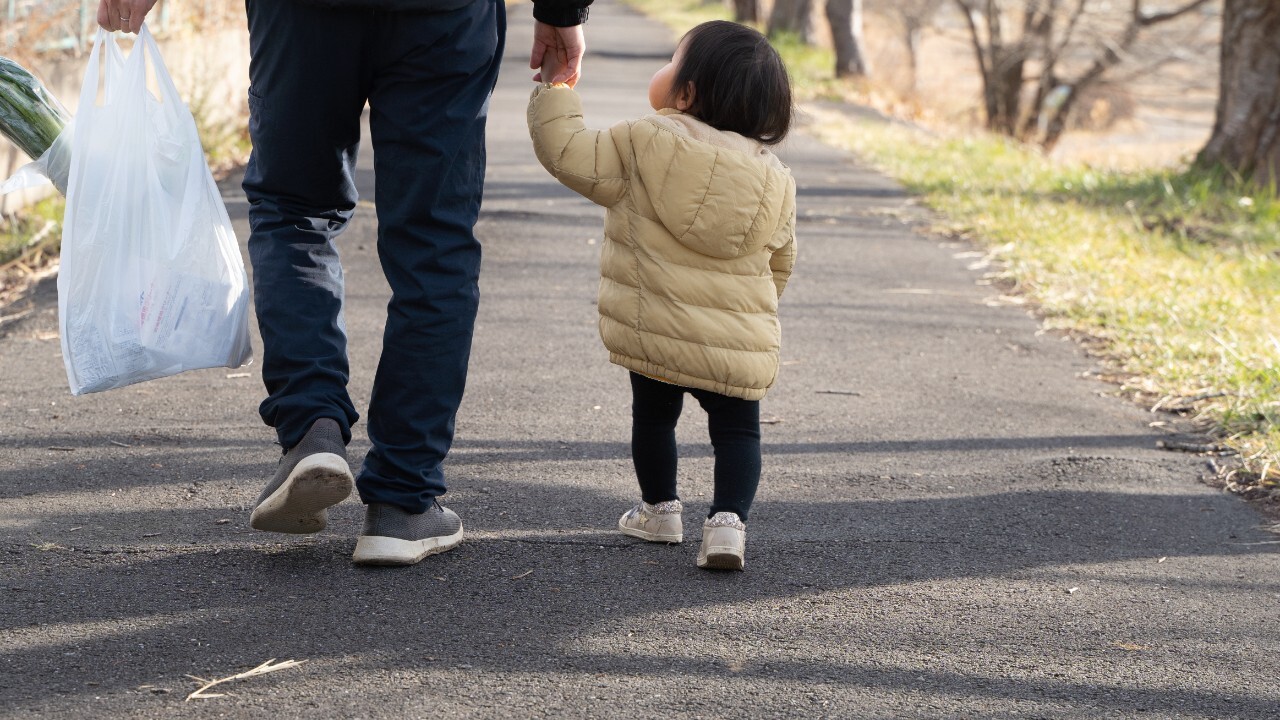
[{"x1": 528, "y1": 85, "x2": 797, "y2": 400}]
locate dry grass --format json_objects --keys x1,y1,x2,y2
[{"x1": 186, "y1": 658, "x2": 307, "y2": 701}]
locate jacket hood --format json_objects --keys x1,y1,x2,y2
[{"x1": 635, "y1": 110, "x2": 792, "y2": 260}]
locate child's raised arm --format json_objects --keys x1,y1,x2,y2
[{"x1": 527, "y1": 84, "x2": 628, "y2": 208}]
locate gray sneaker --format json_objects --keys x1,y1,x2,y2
[
  {"x1": 352, "y1": 501, "x2": 464, "y2": 566},
  {"x1": 249, "y1": 418, "x2": 354, "y2": 534}
]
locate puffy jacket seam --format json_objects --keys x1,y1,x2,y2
[
  {"x1": 655, "y1": 148, "x2": 679, "y2": 232},
  {"x1": 642, "y1": 290, "x2": 776, "y2": 318},
  {"x1": 630, "y1": 216, "x2": 646, "y2": 356},
  {"x1": 740, "y1": 173, "x2": 774, "y2": 258},
  {"x1": 633, "y1": 324, "x2": 776, "y2": 353},
  {"x1": 638, "y1": 253, "x2": 771, "y2": 278},
  {"x1": 677, "y1": 151, "x2": 719, "y2": 243},
  {"x1": 549, "y1": 127, "x2": 626, "y2": 188}
]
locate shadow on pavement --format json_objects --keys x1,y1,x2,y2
[{"x1": 4, "y1": 464, "x2": 1276, "y2": 714}]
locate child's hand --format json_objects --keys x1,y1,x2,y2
[{"x1": 530, "y1": 22, "x2": 585, "y2": 87}]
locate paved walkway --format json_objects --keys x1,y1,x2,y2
[{"x1": 1, "y1": 2, "x2": 1277, "y2": 717}]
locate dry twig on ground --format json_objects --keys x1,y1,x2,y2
[{"x1": 185, "y1": 658, "x2": 307, "y2": 701}]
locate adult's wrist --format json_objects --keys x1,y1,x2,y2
[{"x1": 532, "y1": 1, "x2": 590, "y2": 27}]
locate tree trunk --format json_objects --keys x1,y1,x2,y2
[
  {"x1": 1196, "y1": 0, "x2": 1280, "y2": 184},
  {"x1": 768, "y1": 0, "x2": 816, "y2": 44},
  {"x1": 955, "y1": 0, "x2": 1025, "y2": 135},
  {"x1": 826, "y1": 0, "x2": 869, "y2": 77},
  {"x1": 904, "y1": 22, "x2": 921, "y2": 94},
  {"x1": 733, "y1": 0, "x2": 760, "y2": 24},
  {"x1": 988, "y1": 47, "x2": 1025, "y2": 134}
]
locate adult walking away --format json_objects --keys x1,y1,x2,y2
[{"x1": 98, "y1": 0, "x2": 592, "y2": 566}]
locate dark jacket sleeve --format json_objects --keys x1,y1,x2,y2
[{"x1": 532, "y1": 0, "x2": 592, "y2": 26}]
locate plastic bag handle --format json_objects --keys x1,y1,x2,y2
[
  {"x1": 136, "y1": 26, "x2": 185, "y2": 109},
  {"x1": 79, "y1": 25, "x2": 181, "y2": 111}
]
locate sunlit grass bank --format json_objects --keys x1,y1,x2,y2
[{"x1": 812, "y1": 115, "x2": 1280, "y2": 489}]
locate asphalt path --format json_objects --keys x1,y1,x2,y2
[{"x1": 1, "y1": 2, "x2": 1278, "y2": 717}]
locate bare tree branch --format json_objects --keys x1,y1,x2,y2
[
  {"x1": 1137, "y1": 0, "x2": 1214, "y2": 27},
  {"x1": 1047, "y1": 0, "x2": 1087, "y2": 68},
  {"x1": 954, "y1": 0, "x2": 991, "y2": 76}
]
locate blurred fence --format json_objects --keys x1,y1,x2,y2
[
  {"x1": 0, "y1": 0, "x2": 250, "y2": 213},
  {"x1": 1, "y1": 1, "x2": 241, "y2": 57},
  {"x1": 2, "y1": 0, "x2": 164, "y2": 55}
]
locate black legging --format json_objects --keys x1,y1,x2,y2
[{"x1": 629, "y1": 372, "x2": 762, "y2": 521}]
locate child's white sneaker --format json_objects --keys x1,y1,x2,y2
[
  {"x1": 617, "y1": 500, "x2": 683, "y2": 543},
  {"x1": 697, "y1": 512, "x2": 746, "y2": 570}
]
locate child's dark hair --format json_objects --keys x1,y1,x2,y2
[{"x1": 672, "y1": 20, "x2": 793, "y2": 145}]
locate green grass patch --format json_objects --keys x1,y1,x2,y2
[{"x1": 1, "y1": 194, "x2": 64, "y2": 267}]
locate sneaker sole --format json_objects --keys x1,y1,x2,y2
[
  {"x1": 249, "y1": 453, "x2": 354, "y2": 534},
  {"x1": 697, "y1": 548, "x2": 745, "y2": 571},
  {"x1": 617, "y1": 520, "x2": 682, "y2": 544},
  {"x1": 697, "y1": 526, "x2": 745, "y2": 570},
  {"x1": 351, "y1": 525, "x2": 464, "y2": 566}
]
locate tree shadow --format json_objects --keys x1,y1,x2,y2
[
  {"x1": 0, "y1": 432, "x2": 1168, "y2": 499},
  {"x1": 3, "y1": 464, "x2": 1276, "y2": 714}
]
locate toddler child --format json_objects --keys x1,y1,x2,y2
[{"x1": 527, "y1": 20, "x2": 797, "y2": 570}]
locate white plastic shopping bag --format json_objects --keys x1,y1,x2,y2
[
  {"x1": 57, "y1": 27, "x2": 251, "y2": 394},
  {"x1": 0, "y1": 124, "x2": 72, "y2": 196}
]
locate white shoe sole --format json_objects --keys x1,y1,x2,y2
[
  {"x1": 697, "y1": 548, "x2": 745, "y2": 570},
  {"x1": 352, "y1": 525, "x2": 464, "y2": 566},
  {"x1": 697, "y1": 527, "x2": 745, "y2": 570},
  {"x1": 249, "y1": 453, "x2": 354, "y2": 534},
  {"x1": 618, "y1": 519, "x2": 682, "y2": 544}
]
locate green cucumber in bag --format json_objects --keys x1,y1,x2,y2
[{"x1": 0, "y1": 56, "x2": 70, "y2": 161}]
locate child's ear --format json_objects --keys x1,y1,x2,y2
[{"x1": 676, "y1": 82, "x2": 695, "y2": 111}]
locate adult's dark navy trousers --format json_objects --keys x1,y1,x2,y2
[{"x1": 243, "y1": 0, "x2": 506, "y2": 512}]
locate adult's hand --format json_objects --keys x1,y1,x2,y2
[
  {"x1": 530, "y1": 21, "x2": 586, "y2": 87},
  {"x1": 98, "y1": 0, "x2": 159, "y2": 35}
]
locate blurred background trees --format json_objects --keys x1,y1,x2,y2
[
  {"x1": 951, "y1": 0, "x2": 1213, "y2": 150},
  {"x1": 734, "y1": 0, "x2": 1280, "y2": 184}
]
